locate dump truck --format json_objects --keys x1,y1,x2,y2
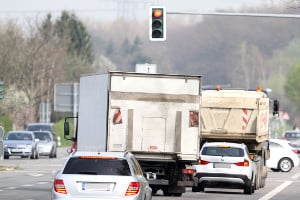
[
  {"x1": 197, "y1": 87, "x2": 279, "y2": 190},
  {"x1": 64, "y1": 71, "x2": 202, "y2": 196}
]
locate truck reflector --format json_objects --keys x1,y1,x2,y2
[
  {"x1": 113, "y1": 108, "x2": 123, "y2": 124},
  {"x1": 189, "y1": 111, "x2": 199, "y2": 127}
]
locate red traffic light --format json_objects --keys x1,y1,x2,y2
[
  {"x1": 153, "y1": 9, "x2": 163, "y2": 18},
  {"x1": 149, "y1": 6, "x2": 166, "y2": 41}
]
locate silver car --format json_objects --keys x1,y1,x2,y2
[
  {"x1": 51, "y1": 151, "x2": 152, "y2": 200},
  {"x1": 33, "y1": 130, "x2": 57, "y2": 158},
  {"x1": 4, "y1": 131, "x2": 39, "y2": 159}
]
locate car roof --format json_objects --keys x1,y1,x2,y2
[
  {"x1": 7, "y1": 130, "x2": 34, "y2": 134},
  {"x1": 26, "y1": 123, "x2": 53, "y2": 126},
  {"x1": 202, "y1": 142, "x2": 246, "y2": 148},
  {"x1": 270, "y1": 138, "x2": 290, "y2": 143},
  {"x1": 70, "y1": 151, "x2": 131, "y2": 159}
]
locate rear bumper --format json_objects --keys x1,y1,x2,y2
[{"x1": 194, "y1": 172, "x2": 251, "y2": 186}]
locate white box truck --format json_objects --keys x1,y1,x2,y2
[
  {"x1": 196, "y1": 87, "x2": 279, "y2": 190},
  {"x1": 64, "y1": 71, "x2": 202, "y2": 196}
]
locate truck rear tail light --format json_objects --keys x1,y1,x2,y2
[
  {"x1": 198, "y1": 159, "x2": 209, "y2": 165},
  {"x1": 54, "y1": 179, "x2": 67, "y2": 194},
  {"x1": 182, "y1": 168, "x2": 194, "y2": 174},
  {"x1": 125, "y1": 182, "x2": 140, "y2": 196},
  {"x1": 235, "y1": 159, "x2": 249, "y2": 167}
]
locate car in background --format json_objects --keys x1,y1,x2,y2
[
  {"x1": 282, "y1": 130, "x2": 300, "y2": 153},
  {"x1": 267, "y1": 139, "x2": 299, "y2": 172},
  {"x1": 4, "y1": 131, "x2": 39, "y2": 159},
  {"x1": 193, "y1": 142, "x2": 257, "y2": 195},
  {"x1": 26, "y1": 123, "x2": 57, "y2": 141},
  {"x1": 33, "y1": 130, "x2": 57, "y2": 158},
  {"x1": 51, "y1": 151, "x2": 152, "y2": 200}
]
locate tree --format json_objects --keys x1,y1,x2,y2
[
  {"x1": 285, "y1": 60, "x2": 300, "y2": 110},
  {"x1": 55, "y1": 11, "x2": 94, "y2": 64}
]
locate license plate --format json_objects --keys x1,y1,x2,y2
[
  {"x1": 213, "y1": 163, "x2": 231, "y2": 168},
  {"x1": 81, "y1": 182, "x2": 110, "y2": 191},
  {"x1": 11, "y1": 149, "x2": 23, "y2": 153}
]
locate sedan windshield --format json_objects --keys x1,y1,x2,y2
[{"x1": 7, "y1": 133, "x2": 33, "y2": 141}]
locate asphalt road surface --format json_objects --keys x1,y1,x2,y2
[{"x1": 0, "y1": 148, "x2": 300, "y2": 200}]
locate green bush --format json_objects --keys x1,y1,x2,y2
[
  {"x1": 0, "y1": 115, "x2": 13, "y2": 136},
  {"x1": 53, "y1": 118, "x2": 75, "y2": 147}
]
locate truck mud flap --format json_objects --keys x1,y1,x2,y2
[
  {"x1": 177, "y1": 181, "x2": 194, "y2": 187},
  {"x1": 149, "y1": 179, "x2": 169, "y2": 185}
]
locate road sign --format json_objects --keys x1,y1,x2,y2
[{"x1": 54, "y1": 83, "x2": 79, "y2": 112}]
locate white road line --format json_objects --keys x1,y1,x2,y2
[
  {"x1": 259, "y1": 180, "x2": 293, "y2": 200},
  {"x1": 21, "y1": 184, "x2": 33, "y2": 187}
]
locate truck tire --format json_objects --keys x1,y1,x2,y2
[
  {"x1": 192, "y1": 183, "x2": 204, "y2": 192},
  {"x1": 278, "y1": 157, "x2": 293, "y2": 172}
]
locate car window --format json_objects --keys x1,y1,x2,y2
[
  {"x1": 34, "y1": 132, "x2": 51, "y2": 141},
  {"x1": 27, "y1": 124, "x2": 53, "y2": 132},
  {"x1": 63, "y1": 157, "x2": 131, "y2": 176},
  {"x1": 7, "y1": 133, "x2": 33, "y2": 141},
  {"x1": 201, "y1": 146, "x2": 244, "y2": 157},
  {"x1": 285, "y1": 132, "x2": 300, "y2": 139},
  {"x1": 269, "y1": 142, "x2": 283, "y2": 148}
]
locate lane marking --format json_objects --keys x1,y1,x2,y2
[{"x1": 259, "y1": 181, "x2": 293, "y2": 200}]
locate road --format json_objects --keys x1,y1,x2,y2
[{"x1": 0, "y1": 148, "x2": 300, "y2": 200}]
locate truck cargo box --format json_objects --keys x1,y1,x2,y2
[
  {"x1": 201, "y1": 89, "x2": 270, "y2": 143},
  {"x1": 77, "y1": 72, "x2": 202, "y2": 161}
]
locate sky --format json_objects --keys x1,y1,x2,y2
[{"x1": 0, "y1": 0, "x2": 286, "y2": 22}]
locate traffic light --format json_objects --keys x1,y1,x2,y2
[
  {"x1": 149, "y1": 6, "x2": 166, "y2": 41},
  {"x1": 0, "y1": 81, "x2": 4, "y2": 100}
]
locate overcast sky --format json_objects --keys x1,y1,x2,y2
[{"x1": 0, "y1": 0, "x2": 285, "y2": 21}]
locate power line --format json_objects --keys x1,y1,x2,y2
[{"x1": 167, "y1": 11, "x2": 300, "y2": 19}]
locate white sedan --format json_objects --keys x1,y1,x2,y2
[{"x1": 267, "y1": 139, "x2": 300, "y2": 172}]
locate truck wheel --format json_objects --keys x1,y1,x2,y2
[
  {"x1": 4, "y1": 155, "x2": 9, "y2": 159},
  {"x1": 278, "y1": 158, "x2": 293, "y2": 172},
  {"x1": 173, "y1": 193, "x2": 182, "y2": 197},
  {"x1": 162, "y1": 189, "x2": 171, "y2": 196},
  {"x1": 192, "y1": 183, "x2": 204, "y2": 192}
]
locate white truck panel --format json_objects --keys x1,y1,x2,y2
[
  {"x1": 77, "y1": 74, "x2": 109, "y2": 152},
  {"x1": 77, "y1": 72, "x2": 201, "y2": 161},
  {"x1": 110, "y1": 74, "x2": 200, "y2": 95}
]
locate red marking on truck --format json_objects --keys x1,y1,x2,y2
[
  {"x1": 149, "y1": 146, "x2": 158, "y2": 150},
  {"x1": 113, "y1": 109, "x2": 122, "y2": 124},
  {"x1": 189, "y1": 111, "x2": 199, "y2": 127},
  {"x1": 242, "y1": 109, "x2": 249, "y2": 130}
]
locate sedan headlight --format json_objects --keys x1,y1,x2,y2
[{"x1": 26, "y1": 144, "x2": 33, "y2": 149}]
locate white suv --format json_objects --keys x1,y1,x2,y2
[{"x1": 193, "y1": 142, "x2": 257, "y2": 194}]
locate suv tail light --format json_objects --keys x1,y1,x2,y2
[
  {"x1": 54, "y1": 179, "x2": 67, "y2": 194},
  {"x1": 198, "y1": 159, "x2": 209, "y2": 165},
  {"x1": 235, "y1": 159, "x2": 250, "y2": 167},
  {"x1": 125, "y1": 182, "x2": 140, "y2": 196},
  {"x1": 292, "y1": 149, "x2": 298, "y2": 154}
]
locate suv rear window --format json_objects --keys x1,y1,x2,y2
[
  {"x1": 63, "y1": 157, "x2": 131, "y2": 176},
  {"x1": 201, "y1": 147, "x2": 244, "y2": 157}
]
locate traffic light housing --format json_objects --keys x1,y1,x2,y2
[
  {"x1": 149, "y1": 6, "x2": 166, "y2": 41},
  {"x1": 0, "y1": 81, "x2": 4, "y2": 100}
]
